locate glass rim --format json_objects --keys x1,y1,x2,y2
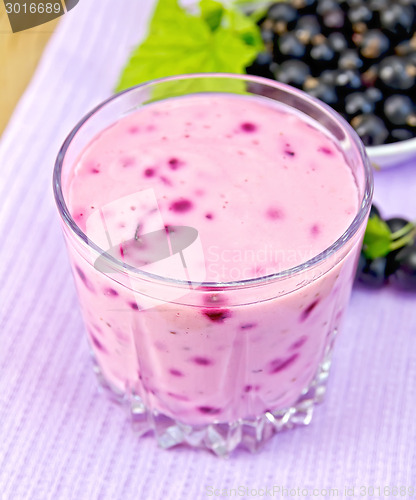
[{"x1": 53, "y1": 72, "x2": 374, "y2": 290}]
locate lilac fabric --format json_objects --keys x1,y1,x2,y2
[{"x1": 0, "y1": 1, "x2": 415, "y2": 498}]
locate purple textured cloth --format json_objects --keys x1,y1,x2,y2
[{"x1": 0, "y1": 1, "x2": 415, "y2": 499}]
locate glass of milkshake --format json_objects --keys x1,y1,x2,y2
[{"x1": 53, "y1": 74, "x2": 373, "y2": 456}]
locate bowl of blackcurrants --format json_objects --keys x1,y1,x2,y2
[{"x1": 246, "y1": 0, "x2": 416, "y2": 168}]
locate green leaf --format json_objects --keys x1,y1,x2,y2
[
  {"x1": 200, "y1": 0, "x2": 224, "y2": 31},
  {"x1": 116, "y1": 0, "x2": 211, "y2": 92},
  {"x1": 115, "y1": 0, "x2": 264, "y2": 94},
  {"x1": 211, "y1": 26, "x2": 259, "y2": 70},
  {"x1": 221, "y1": 4, "x2": 264, "y2": 51},
  {"x1": 147, "y1": 0, "x2": 191, "y2": 34},
  {"x1": 362, "y1": 216, "x2": 392, "y2": 260}
]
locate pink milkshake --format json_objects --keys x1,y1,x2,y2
[{"x1": 54, "y1": 75, "x2": 372, "y2": 454}]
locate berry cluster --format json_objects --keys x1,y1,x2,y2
[
  {"x1": 357, "y1": 204, "x2": 416, "y2": 290},
  {"x1": 247, "y1": 0, "x2": 416, "y2": 146}
]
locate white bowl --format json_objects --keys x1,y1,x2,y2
[{"x1": 366, "y1": 137, "x2": 416, "y2": 169}]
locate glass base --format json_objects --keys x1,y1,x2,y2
[{"x1": 92, "y1": 330, "x2": 337, "y2": 457}]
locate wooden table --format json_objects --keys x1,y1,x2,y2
[{"x1": 0, "y1": 3, "x2": 59, "y2": 135}]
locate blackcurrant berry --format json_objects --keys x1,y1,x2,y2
[
  {"x1": 322, "y1": 8, "x2": 345, "y2": 30},
  {"x1": 357, "y1": 255, "x2": 387, "y2": 287},
  {"x1": 365, "y1": 87, "x2": 383, "y2": 104},
  {"x1": 268, "y1": 3, "x2": 298, "y2": 26},
  {"x1": 320, "y1": 69, "x2": 338, "y2": 86},
  {"x1": 380, "y1": 4, "x2": 415, "y2": 37},
  {"x1": 295, "y1": 15, "x2": 321, "y2": 43},
  {"x1": 345, "y1": 92, "x2": 375, "y2": 116},
  {"x1": 310, "y1": 39, "x2": 337, "y2": 67},
  {"x1": 316, "y1": 0, "x2": 340, "y2": 16},
  {"x1": 348, "y1": 4, "x2": 373, "y2": 24},
  {"x1": 339, "y1": 49, "x2": 364, "y2": 70},
  {"x1": 395, "y1": 37, "x2": 416, "y2": 57},
  {"x1": 328, "y1": 32, "x2": 349, "y2": 53},
  {"x1": 334, "y1": 69, "x2": 363, "y2": 94},
  {"x1": 275, "y1": 60, "x2": 311, "y2": 87},
  {"x1": 384, "y1": 95, "x2": 415, "y2": 126},
  {"x1": 261, "y1": 29, "x2": 274, "y2": 44},
  {"x1": 390, "y1": 244, "x2": 416, "y2": 290},
  {"x1": 351, "y1": 114, "x2": 389, "y2": 146},
  {"x1": 359, "y1": 29, "x2": 390, "y2": 59},
  {"x1": 369, "y1": 203, "x2": 381, "y2": 219},
  {"x1": 303, "y1": 78, "x2": 338, "y2": 105},
  {"x1": 276, "y1": 32, "x2": 307, "y2": 59},
  {"x1": 378, "y1": 56, "x2": 415, "y2": 90}
]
